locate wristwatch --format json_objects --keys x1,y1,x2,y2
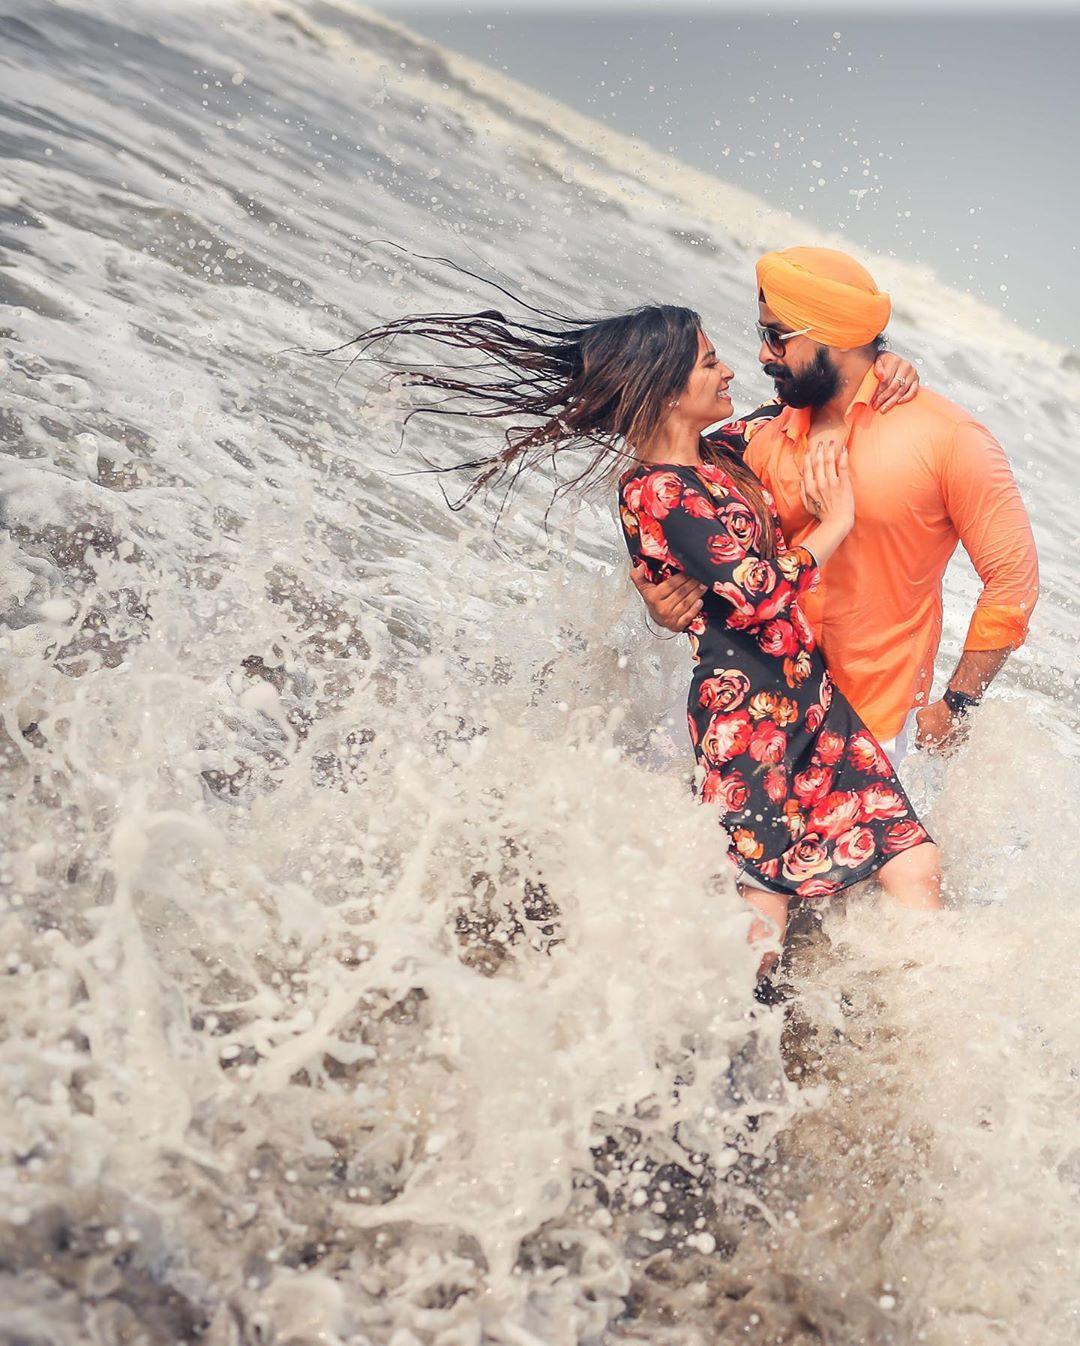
[{"x1": 943, "y1": 688, "x2": 981, "y2": 718}]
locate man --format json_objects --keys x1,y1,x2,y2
[{"x1": 634, "y1": 246, "x2": 1039, "y2": 760}]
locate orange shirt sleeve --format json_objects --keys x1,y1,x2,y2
[{"x1": 940, "y1": 420, "x2": 1040, "y2": 651}]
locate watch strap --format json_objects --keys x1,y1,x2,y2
[{"x1": 943, "y1": 688, "x2": 980, "y2": 717}]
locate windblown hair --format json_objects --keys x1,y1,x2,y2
[{"x1": 331, "y1": 263, "x2": 774, "y2": 547}]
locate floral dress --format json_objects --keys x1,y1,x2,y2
[{"x1": 618, "y1": 447, "x2": 931, "y2": 900}]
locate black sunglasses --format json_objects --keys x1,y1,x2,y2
[{"x1": 756, "y1": 322, "x2": 812, "y2": 356}]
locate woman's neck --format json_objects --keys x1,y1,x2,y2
[{"x1": 640, "y1": 419, "x2": 703, "y2": 466}]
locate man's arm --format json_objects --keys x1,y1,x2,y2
[
  {"x1": 916, "y1": 420, "x2": 1039, "y2": 749},
  {"x1": 629, "y1": 563, "x2": 705, "y2": 631}
]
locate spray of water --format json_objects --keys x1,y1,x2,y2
[{"x1": 2, "y1": 2, "x2": 1078, "y2": 1343}]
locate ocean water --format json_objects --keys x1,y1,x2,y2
[{"x1": 1, "y1": 2, "x2": 1078, "y2": 1344}]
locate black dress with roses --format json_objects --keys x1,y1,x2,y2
[{"x1": 619, "y1": 455, "x2": 931, "y2": 900}]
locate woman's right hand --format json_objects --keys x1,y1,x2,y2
[
  {"x1": 802, "y1": 440, "x2": 854, "y2": 533},
  {"x1": 801, "y1": 440, "x2": 855, "y2": 564}
]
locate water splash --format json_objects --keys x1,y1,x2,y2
[{"x1": 2, "y1": 1, "x2": 1078, "y2": 1342}]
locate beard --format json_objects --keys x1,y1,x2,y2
[{"x1": 764, "y1": 348, "x2": 841, "y2": 408}]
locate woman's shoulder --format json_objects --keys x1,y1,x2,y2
[
  {"x1": 618, "y1": 458, "x2": 684, "y2": 481},
  {"x1": 618, "y1": 460, "x2": 693, "y2": 498},
  {"x1": 704, "y1": 425, "x2": 748, "y2": 458},
  {"x1": 618, "y1": 463, "x2": 733, "y2": 522},
  {"x1": 620, "y1": 459, "x2": 715, "y2": 481},
  {"x1": 618, "y1": 460, "x2": 708, "y2": 494},
  {"x1": 705, "y1": 404, "x2": 784, "y2": 455}
]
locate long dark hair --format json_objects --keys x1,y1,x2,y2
[{"x1": 331, "y1": 266, "x2": 774, "y2": 545}]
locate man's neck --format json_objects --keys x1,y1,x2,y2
[{"x1": 808, "y1": 355, "x2": 873, "y2": 431}]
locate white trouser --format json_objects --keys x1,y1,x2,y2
[{"x1": 876, "y1": 709, "x2": 916, "y2": 772}]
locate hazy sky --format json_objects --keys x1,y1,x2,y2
[{"x1": 370, "y1": 2, "x2": 1080, "y2": 351}]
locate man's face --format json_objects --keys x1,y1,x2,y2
[{"x1": 757, "y1": 300, "x2": 840, "y2": 409}]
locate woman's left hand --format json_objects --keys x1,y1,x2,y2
[{"x1": 871, "y1": 353, "x2": 920, "y2": 412}]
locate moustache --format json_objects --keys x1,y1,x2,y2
[{"x1": 763, "y1": 362, "x2": 790, "y2": 380}]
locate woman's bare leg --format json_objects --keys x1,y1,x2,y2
[
  {"x1": 738, "y1": 884, "x2": 790, "y2": 978},
  {"x1": 877, "y1": 841, "x2": 943, "y2": 910}
]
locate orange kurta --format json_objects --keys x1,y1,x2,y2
[{"x1": 743, "y1": 368, "x2": 1039, "y2": 741}]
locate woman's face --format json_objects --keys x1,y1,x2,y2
[{"x1": 672, "y1": 329, "x2": 734, "y2": 429}]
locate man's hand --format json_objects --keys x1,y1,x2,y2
[
  {"x1": 914, "y1": 699, "x2": 969, "y2": 753},
  {"x1": 630, "y1": 563, "x2": 705, "y2": 632},
  {"x1": 871, "y1": 353, "x2": 920, "y2": 413},
  {"x1": 916, "y1": 651, "x2": 1009, "y2": 752}
]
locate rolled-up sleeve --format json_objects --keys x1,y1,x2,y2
[{"x1": 942, "y1": 421, "x2": 1040, "y2": 650}]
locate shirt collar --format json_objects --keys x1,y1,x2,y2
[
  {"x1": 780, "y1": 364, "x2": 879, "y2": 441},
  {"x1": 780, "y1": 405, "x2": 810, "y2": 442},
  {"x1": 845, "y1": 364, "x2": 880, "y2": 422}
]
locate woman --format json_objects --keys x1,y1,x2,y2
[{"x1": 350, "y1": 298, "x2": 942, "y2": 973}]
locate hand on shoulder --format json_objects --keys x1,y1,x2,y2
[{"x1": 871, "y1": 352, "x2": 921, "y2": 412}]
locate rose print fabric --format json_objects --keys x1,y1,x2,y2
[{"x1": 619, "y1": 458, "x2": 931, "y2": 900}]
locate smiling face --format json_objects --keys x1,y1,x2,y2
[
  {"x1": 674, "y1": 329, "x2": 734, "y2": 428},
  {"x1": 757, "y1": 299, "x2": 840, "y2": 409}
]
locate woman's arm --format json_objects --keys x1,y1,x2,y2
[
  {"x1": 798, "y1": 442, "x2": 856, "y2": 566},
  {"x1": 631, "y1": 469, "x2": 817, "y2": 630},
  {"x1": 630, "y1": 442, "x2": 855, "y2": 629},
  {"x1": 703, "y1": 404, "x2": 783, "y2": 460}
]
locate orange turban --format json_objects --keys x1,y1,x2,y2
[{"x1": 756, "y1": 246, "x2": 891, "y2": 351}]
